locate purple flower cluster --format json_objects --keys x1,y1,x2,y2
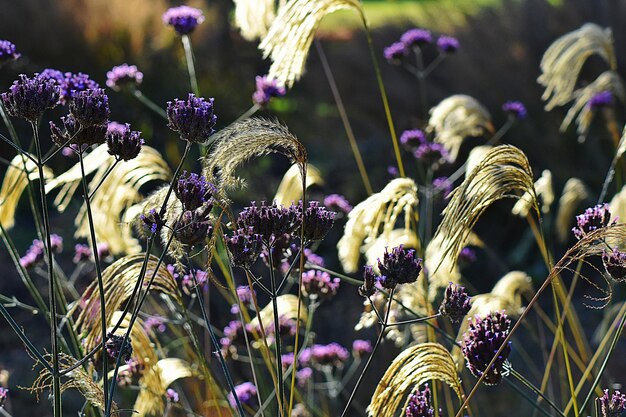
[
  {"x1": 105, "y1": 332, "x2": 133, "y2": 362},
  {"x1": 323, "y1": 194, "x2": 352, "y2": 214},
  {"x1": 461, "y1": 311, "x2": 511, "y2": 385},
  {"x1": 400, "y1": 29, "x2": 433, "y2": 47},
  {"x1": 180, "y1": 269, "x2": 209, "y2": 293},
  {"x1": 0, "y1": 40, "x2": 20, "y2": 63},
  {"x1": 437, "y1": 36, "x2": 460, "y2": 53},
  {"x1": 69, "y1": 88, "x2": 110, "y2": 126},
  {"x1": 405, "y1": 384, "x2": 438, "y2": 417},
  {"x1": 20, "y1": 234, "x2": 63, "y2": 269},
  {"x1": 458, "y1": 246, "x2": 477, "y2": 265},
  {"x1": 502, "y1": 101, "x2": 527, "y2": 120},
  {"x1": 140, "y1": 208, "x2": 165, "y2": 235},
  {"x1": 300, "y1": 201, "x2": 336, "y2": 241},
  {"x1": 227, "y1": 382, "x2": 257, "y2": 409},
  {"x1": 358, "y1": 265, "x2": 378, "y2": 297},
  {"x1": 173, "y1": 209, "x2": 212, "y2": 246},
  {"x1": 433, "y1": 177, "x2": 453, "y2": 200},
  {"x1": 175, "y1": 171, "x2": 214, "y2": 211},
  {"x1": 588, "y1": 91, "x2": 614, "y2": 110},
  {"x1": 572, "y1": 203, "x2": 615, "y2": 240},
  {"x1": 384, "y1": 42, "x2": 409, "y2": 64},
  {"x1": 599, "y1": 389, "x2": 626, "y2": 417},
  {"x1": 143, "y1": 316, "x2": 167, "y2": 333},
  {"x1": 50, "y1": 114, "x2": 108, "y2": 148},
  {"x1": 400, "y1": 129, "x2": 426, "y2": 150},
  {"x1": 0, "y1": 386, "x2": 8, "y2": 407},
  {"x1": 231, "y1": 285, "x2": 256, "y2": 314},
  {"x1": 1, "y1": 74, "x2": 60, "y2": 122},
  {"x1": 58, "y1": 72, "x2": 100, "y2": 103},
  {"x1": 167, "y1": 94, "x2": 217, "y2": 143},
  {"x1": 413, "y1": 142, "x2": 450, "y2": 166},
  {"x1": 384, "y1": 29, "x2": 459, "y2": 64},
  {"x1": 236, "y1": 201, "x2": 301, "y2": 242},
  {"x1": 300, "y1": 343, "x2": 349, "y2": 368},
  {"x1": 301, "y1": 270, "x2": 340, "y2": 299},
  {"x1": 166, "y1": 388, "x2": 179, "y2": 403},
  {"x1": 106, "y1": 122, "x2": 143, "y2": 161},
  {"x1": 352, "y1": 339, "x2": 372, "y2": 359},
  {"x1": 72, "y1": 242, "x2": 109, "y2": 263},
  {"x1": 439, "y1": 282, "x2": 472, "y2": 323},
  {"x1": 224, "y1": 228, "x2": 263, "y2": 269},
  {"x1": 162, "y1": 6, "x2": 205, "y2": 35},
  {"x1": 377, "y1": 245, "x2": 423, "y2": 289},
  {"x1": 252, "y1": 75, "x2": 286, "y2": 106},
  {"x1": 106, "y1": 64, "x2": 143, "y2": 91},
  {"x1": 602, "y1": 247, "x2": 626, "y2": 283},
  {"x1": 173, "y1": 172, "x2": 216, "y2": 246}
]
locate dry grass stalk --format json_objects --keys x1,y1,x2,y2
[
  {"x1": 274, "y1": 163, "x2": 323, "y2": 206},
  {"x1": 0, "y1": 154, "x2": 53, "y2": 230},
  {"x1": 337, "y1": 177, "x2": 419, "y2": 273},
  {"x1": 366, "y1": 343, "x2": 462, "y2": 417},
  {"x1": 512, "y1": 169, "x2": 554, "y2": 217},
  {"x1": 555, "y1": 178, "x2": 588, "y2": 243},
  {"x1": 259, "y1": 0, "x2": 361, "y2": 87},
  {"x1": 538, "y1": 23, "x2": 616, "y2": 111},
  {"x1": 434, "y1": 145, "x2": 537, "y2": 272},
  {"x1": 233, "y1": 0, "x2": 278, "y2": 41},
  {"x1": 202, "y1": 118, "x2": 307, "y2": 193},
  {"x1": 427, "y1": 95, "x2": 493, "y2": 162},
  {"x1": 464, "y1": 145, "x2": 493, "y2": 176}
]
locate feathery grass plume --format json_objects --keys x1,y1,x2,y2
[
  {"x1": 233, "y1": 0, "x2": 278, "y2": 41},
  {"x1": 0, "y1": 155, "x2": 53, "y2": 230},
  {"x1": 427, "y1": 95, "x2": 493, "y2": 163},
  {"x1": 556, "y1": 178, "x2": 589, "y2": 243},
  {"x1": 434, "y1": 145, "x2": 537, "y2": 272},
  {"x1": 464, "y1": 145, "x2": 493, "y2": 176},
  {"x1": 512, "y1": 169, "x2": 554, "y2": 217},
  {"x1": 250, "y1": 294, "x2": 308, "y2": 331},
  {"x1": 559, "y1": 71, "x2": 625, "y2": 138},
  {"x1": 274, "y1": 163, "x2": 323, "y2": 207},
  {"x1": 259, "y1": 0, "x2": 361, "y2": 87},
  {"x1": 202, "y1": 118, "x2": 307, "y2": 193},
  {"x1": 46, "y1": 144, "x2": 171, "y2": 254},
  {"x1": 366, "y1": 343, "x2": 462, "y2": 417},
  {"x1": 74, "y1": 254, "x2": 181, "y2": 349},
  {"x1": 27, "y1": 353, "x2": 116, "y2": 412},
  {"x1": 538, "y1": 23, "x2": 616, "y2": 111},
  {"x1": 337, "y1": 178, "x2": 419, "y2": 273}
]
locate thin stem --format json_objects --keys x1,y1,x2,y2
[
  {"x1": 132, "y1": 89, "x2": 167, "y2": 119},
  {"x1": 268, "y1": 246, "x2": 285, "y2": 416},
  {"x1": 88, "y1": 159, "x2": 120, "y2": 199},
  {"x1": 384, "y1": 313, "x2": 440, "y2": 327},
  {"x1": 182, "y1": 34, "x2": 199, "y2": 96},
  {"x1": 0, "y1": 132, "x2": 37, "y2": 164},
  {"x1": 509, "y1": 367, "x2": 566, "y2": 417},
  {"x1": 413, "y1": 46, "x2": 428, "y2": 118},
  {"x1": 234, "y1": 104, "x2": 260, "y2": 124}
]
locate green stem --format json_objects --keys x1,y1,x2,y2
[
  {"x1": 182, "y1": 34, "x2": 199, "y2": 96},
  {"x1": 132, "y1": 89, "x2": 167, "y2": 119},
  {"x1": 268, "y1": 246, "x2": 285, "y2": 416},
  {"x1": 509, "y1": 367, "x2": 566, "y2": 417}
]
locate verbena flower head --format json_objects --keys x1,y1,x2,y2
[
  {"x1": 437, "y1": 35, "x2": 460, "y2": 53},
  {"x1": 300, "y1": 201, "x2": 336, "y2": 241},
  {"x1": 502, "y1": 101, "x2": 527, "y2": 120},
  {"x1": 439, "y1": 282, "x2": 472, "y2": 323},
  {"x1": 433, "y1": 176, "x2": 453, "y2": 200},
  {"x1": 302, "y1": 270, "x2": 340, "y2": 299},
  {"x1": 384, "y1": 41, "x2": 408, "y2": 64},
  {"x1": 73, "y1": 243, "x2": 92, "y2": 264},
  {"x1": 37, "y1": 69, "x2": 65, "y2": 86},
  {"x1": 377, "y1": 245, "x2": 422, "y2": 289},
  {"x1": 180, "y1": 269, "x2": 209, "y2": 293},
  {"x1": 0, "y1": 40, "x2": 20, "y2": 63},
  {"x1": 60, "y1": 72, "x2": 99, "y2": 103},
  {"x1": 323, "y1": 194, "x2": 352, "y2": 214},
  {"x1": 228, "y1": 382, "x2": 257, "y2": 409},
  {"x1": 572, "y1": 203, "x2": 615, "y2": 240},
  {"x1": 413, "y1": 142, "x2": 450, "y2": 166},
  {"x1": 166, "y1": 388, "x2": 179, "y2": 403},
  {"x1": 588, "y1": 90, "x2": 614, "y2": 110},
  {"x1": 167, "y1": 94, "x2": 217, "y2": 143},
  {"x1": 388, "y1": 165, "x2": 400, "y2": 178},
  {"x1": 401, "y1": 28, "x2": 433, "y2": 48},
  {"x1": 50, "y1": 115, "x2": 107, "y2": 147},
  {"x1": 105, "y1": 332, "x2": 133, "y2": 362},
  {"x1": 175, "y1": 171, "x2": 214, "y2": 211},
  {"x1": 236, "y1": 201, "x2": 301, "y2": 242},
  {"x1": 599, "y1": 389, "x2": 626, "y2": 417},
  {"x1": 602, "y1": 247, "x2": 626, "y2": 283},
  {"x1": 106, "y1": 64, "x2": 143, "y2": 91},
  {"x1": 162, "y1": 6, "x2": 205, "y2": 35},
  {"x1": 69, "y1": 88, "x2": 110, "y2": 126},
  {"x1": 143, "y1": 316, "x2": 167, "y2": 333},
  {"x1": 300, "y1": 343, "x2": 349, "y2": 368},
  {"x1": 140, "y1": 208, "x2": 165, "y2": 234},
  {"x1": 296, "y1": 367, "x2": 313, "y2": 387},
  {"x1": 359, "y1": 265, "x2": 378, "y2": 297},
  {"x1": 252, "y1": 75, "x2": 286, "y2": 106},
  {"x1": 400, "y1": 129, "x2": 426, "y2": 150},
  {"x1": 20, "y1": 234, "x2": 63, "y2": 269},
  {"x1": 106, "y1": 123, "x2": 143, "y2": 161},
  {"x1": 225, "y1": 228, "x2": 263, "y2": 269},
  {"x1": 1, "y1": 74, "x2": 60, "y2": 121},
  {"x1": 0, "y1": 386, "x2": 7, "y2": 407},
  {"x1": 352, "y1": 339, "x2": 372, "y2": 359},
  {"x1": 231, "y1": 285, "x2": 256, "y2": 314},
  {"x1": 405, "y1": 384, "x2": 438, "y2": 417},
  {"x1": 174, "y1": 210, "x2": 212, "y2": 246},
  {"x1": 461, "y1": 311, "x2": 511, "y2": 385},
  {"x1": 458, "y1": 246, "x2": 477, "y2": 265}
]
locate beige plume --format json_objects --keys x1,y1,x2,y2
[
  {"x1": 555, "y1": 178, "x2": 588, "y2": 243},
  {"x1": 427, "y1": 95, "x2": 493, "y2": 162},
  {"x1": 259, "y1": 0, "x2": 361, "y2": 87},
  {"x1": 512, "y1": 169, "x2": 554, "y2": 217},
  {"x1": 337, "y1": 177, "x2": 419, "y2": 273},
  {"x1": 274, "y1": 163, "x2": 323, "y2": 206},
  {"x1": 233, "y1": 0, "x2": 278, "y2": 41},
  {"x1": 0, "y1": 155, "x2": 53, "y2": 230},
  {"x1": 538, "y1": 23, "x2": 616, "y2": 111}
]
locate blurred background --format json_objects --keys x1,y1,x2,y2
[{"x1": 2, "y1": 0, "x2": 626, "y2": 415}]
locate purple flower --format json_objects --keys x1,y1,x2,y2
[
  {"x1": 228, "y1": 382, "x2": 257, "y2": 409},
  {"x1": 225, "y1": 228, "x2": 263, "y2": 269},
  {"x1": 50, "y1": 115, "x2": 107, "y2": 147},
  {"x1": 300, "y1": 201, "x2": 336, "y2": 241},
  {"x1": 599, "y1": 389, "x2": 626, "y2": 417},
  {"x1": 105, "y1": 332, "x2": 133, "y2": 362},
  {"x1": 400, "y1": 129, "x2": 426, "y2": 150},
  {"x1": 302, "y1": 270, "x2": 340, "y2": 299},
  {"x1": 181, "y1": 269, "x2": 209, "y2": 291},
  {"x1": 165, "y1": 388, "x2": 179, "y2": 403},
  {"x1": 572, "y1": 203, "x2": 615, "y2": 240},
  {"x1": 413, "y1": 142, "x2": 450, "y2": 166},
  {"x1": 73, "y1": 243, "x2": 92, "y2": 264},
  {"x1": 60, "y1": 72, "x2": 99, "y2": 103},
  {"x1": 588, "y1": 91, "x2": 614, "y2": 109},
  {"x1": 377, "y1": 245, "x2": 422, "y2": 289},
  {"x1": 167, "y1": 94, "x2": 217, "y2": 143},
  {"x1": 0, "y1": 40, "x2": 20, "y2": 63},
  {"x1": 352, "y1": 339, "x2": 372, "y2": 359},
  {"x1": 401, "y1": 29, "x2": 432, "y2": 48},
  {"x1": 162, "y1": 6, "x2": 205, "y2": 35},
  {"x1": 174, "y1": 209, "x2": 212, "y2": 246},
  {"x1": 602, "y1": 247, "x2": 626, "y2": 283},
  {"x1": 20, "y1": 235, "x2": 63, "y2": 269},
  {"x1": 175, "y1": 171, "x2": 214, "y2": 211},
  {"x1": 323, "y1": 194, "x2": 352, "y2": 214},
  {"x1": 439, "y1": 282, "x2": 472, "y2": 323},
  {"x1": 437, "y1": 35, "x2": 460, "y2": 53},
  {"x1": 144, "y1": 316, "x2": 167, "y2": 333},
  {"x1": 502, "y1": 101, "x2": 527, "y2": 120},
  {"x1": 106, "y1": 123, "x2": 143, "y2": 161},
  {"x1": 1, "y1": 74, "x2": 60, "y2": 121},
  {"x1": 458, "y1": 246, "x2": 476, "y2": 265},
  {"x1": 140, "y1": 208, "x2": 165, "y2": 234},
  {"x1": 384, "y1": 41, "x2": 409, "y2": 63},
  {"x1": 461, "y1": 311, "x2": 511, "y2": 385},
  {"x1": 0, "y1": 387, "x2": 8, "y2": 408},
  {"x1": 405, "y1": 384, "x2": 439, "y2": 417},
  {"x1": 252, "y1": 75, "x2": 286, "y2": 106},
  {"x1": 69, "y1": 88, "x2": 110, "y2": 126},
  {"x1": 106, "y1": 64, "x2": 143, "y2": 91},
  {"x1": 359, "y1": 265, "x2": 378, "y2": 297},
  {"x1": 296, "y1": 367, "x2": 313, "y2": 387},
  {"x1": 37, "y1": 69, "x2": 65, "y2": 89},
  {"x1": 300, "y1": 343, "x2": 349, "y2": 368},
  {"x1": 388, "y1": 165, "x2": 400, "y2": 178},
  {"x1": 236, "y1": 201, "x2": 301, "y2": 242},
  {"x1": 231, "y1": 285, "x2": 256, "y2": 314},
  {"x1": 433, "y1": 177, "x2": 453, "y2": 200}
]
